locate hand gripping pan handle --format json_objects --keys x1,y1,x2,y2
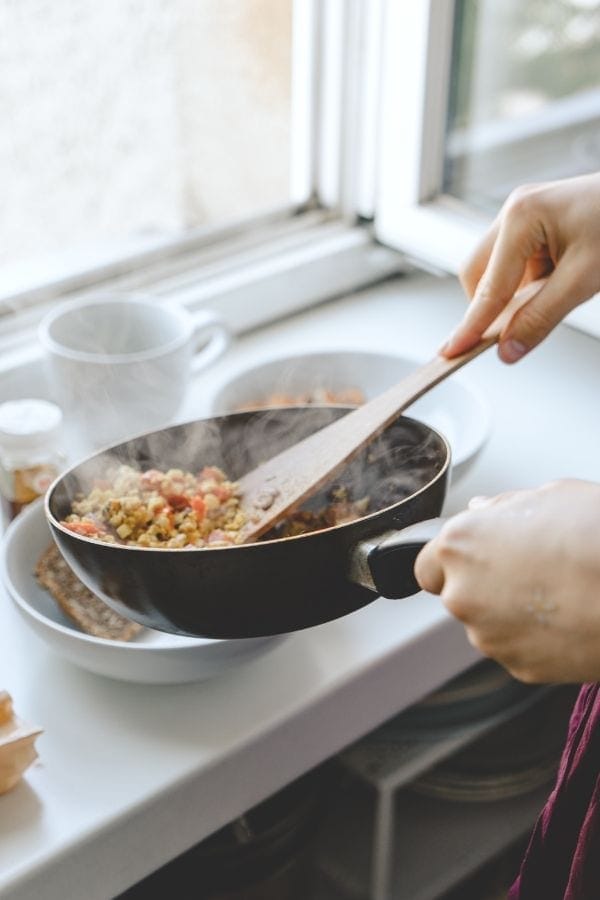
[{"x1": 349, "y1": 518, "x2": 445, "y2": 599}]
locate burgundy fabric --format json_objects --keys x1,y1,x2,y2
[{"x1": 509, "y1": 684, "x2": 600, "y2": 900}]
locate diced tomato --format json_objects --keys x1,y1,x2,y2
[
  {"x1": 198, "y1": 466, "x2": 224, "y2": 483},
  {"x1": 140, "y1": 469, "x2": 164, "y2": 490},
  {"x1": 64, "y1": 520, "x2": 101, "y2": 537},
  {"x1": 191, "y1": 495, "x2": 206, "y2": 520},
  {"x1": 164, "y1": 493, "x2": 189, "y2": 511}
]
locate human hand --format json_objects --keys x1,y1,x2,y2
[
  {"x1": 414, "y1": 479, "x2": 600, "y2": 683},
  {"x1": 442, "y1": 173, "x2": 600, "y2": 364}
]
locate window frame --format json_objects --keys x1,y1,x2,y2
[
  {"x1": 373, "y1": 0, "x2": 600, "y2": 339},
  {"x1": 0, "y1": 0, "x2": 406, "y2": 375}
]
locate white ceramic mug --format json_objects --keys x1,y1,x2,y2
[{"x1": 38, "y1": 294, "x2": 230, "y2": 455}]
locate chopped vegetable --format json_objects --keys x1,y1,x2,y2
[{"x1": 61, "y1": 464, "x2": 244, "y2": 549}]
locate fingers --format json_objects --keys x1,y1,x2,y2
[
  {"x1": 416, "y1": 492, "x2": 519, "y2": 597},
  {"x1": 523, "y1": 251, "x2": 554, "y2": 286},
  {"x1": 414, "y1": 540, "x2": 445, "y2": 595},
  {"x1": 498, "y1": 249, "x2": 596, "y2": 362},
  {"x1": 443, "y1": 210, "x2": 542, "y2": 357},
  {"x1": 444, "y1": 178, "x2": 600, "y2": 362},
  {"x1": 458, "y1": 219, "x2": 500, "y2": 298}
]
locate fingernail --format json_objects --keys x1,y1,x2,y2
[
  {"x1": 438, "y1": 330, "x2": 457, "y2": 355},
  {"x1": 499, "y1": 339, "x2": 528, "y2": 364}
]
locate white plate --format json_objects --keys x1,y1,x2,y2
[
  {"x1": 1, "y1": 501, "x2": 285, "y2": 684},
  {"x1": 209, "y1": 350, "x2": 491, "y2": 478}
]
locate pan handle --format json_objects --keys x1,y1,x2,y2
[{"x1": 349, "y1": 518, "x2": 445, "y2": 599}]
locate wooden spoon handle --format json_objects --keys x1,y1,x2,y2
[{"x1": 347, "y1": 332, "x2": 498, "y2": 438}]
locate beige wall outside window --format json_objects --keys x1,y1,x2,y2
[{"x1": 0, "y1": 0, "x2": 293, "y2": 271}]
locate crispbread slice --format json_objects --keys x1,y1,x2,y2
[{"x1": 35, "y1": 544, "x2": 143, "y2": 642}]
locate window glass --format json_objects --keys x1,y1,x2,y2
[
  {"x1": 0, "y1": 0, "x2": 293, "y2": 272},
  {"x1": 444, "y1": 0, "x2": 600, "y2": 211}
]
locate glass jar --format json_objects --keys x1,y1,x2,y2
[{"x1": 0, "y1": 399, "x2": 65, "y2": 526}]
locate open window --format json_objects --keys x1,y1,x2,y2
[
  {"x1": 375, "y1": 0, "x2": 600, "y2": 337},
  {"x1": 2, "y1": 0, "x2": 599, "y2": 370}
]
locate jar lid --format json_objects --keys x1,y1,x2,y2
[{"x1": 0, "y1": 399, "x2": 63, "y2": 452}]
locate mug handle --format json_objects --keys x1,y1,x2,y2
[{"x1": 190, "y1": 309, "x2": 231, "y2": 374}]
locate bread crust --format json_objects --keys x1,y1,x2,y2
[{"x1": 35, "y1": 544, "x2": 143, "y2": 642}]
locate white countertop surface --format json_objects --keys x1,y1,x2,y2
[{"x1": 1, "y1": 272, "x2": 600, "y2": 899}]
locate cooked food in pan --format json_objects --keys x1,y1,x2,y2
[
  {"x1": 273, "y1": 486, "x2": 369, "y2": 537},
  {"x1": 36, "y1": 543, "x2": 142, "y2": 641},
  {"x1": 59, "y1": 463, "x2": 374, "y2": 548},
  {"x1": 61, "y1": 464, "x2": 245, "y2": 548}
]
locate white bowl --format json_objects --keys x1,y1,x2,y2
[
  {"x1": 209, "y1": 350, "x2": 491, "y2": 478},
  {"x1": 1, "y1": 501, "x2": 285, "y2": 684}
]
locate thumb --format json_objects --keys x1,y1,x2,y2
[
  {"x1": 498, "y1": 252, "x2": 596, "y2": 363},
  {"x1": 414, "y1": 540, "x2": 445, "y2": 595}
]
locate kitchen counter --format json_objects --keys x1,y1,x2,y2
[{"x1": 1, "y1": 272, "x2": 600, "y2": 900}]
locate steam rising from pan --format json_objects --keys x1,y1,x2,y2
[{"x1": 51, "y1": 407, "x2": 446, "y2": 538}]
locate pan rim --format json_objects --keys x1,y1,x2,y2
[{"x1": 45, "y1": 410, "x2": 451, "y2": 552}]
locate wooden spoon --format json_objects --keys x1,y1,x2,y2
[{"x1": 236, "y1": 280, "x2": 544, "y2": 543}]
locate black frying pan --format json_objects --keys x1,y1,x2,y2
[{"x1": 46, "y1": 407, "x2": 449, "y2": 638}]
